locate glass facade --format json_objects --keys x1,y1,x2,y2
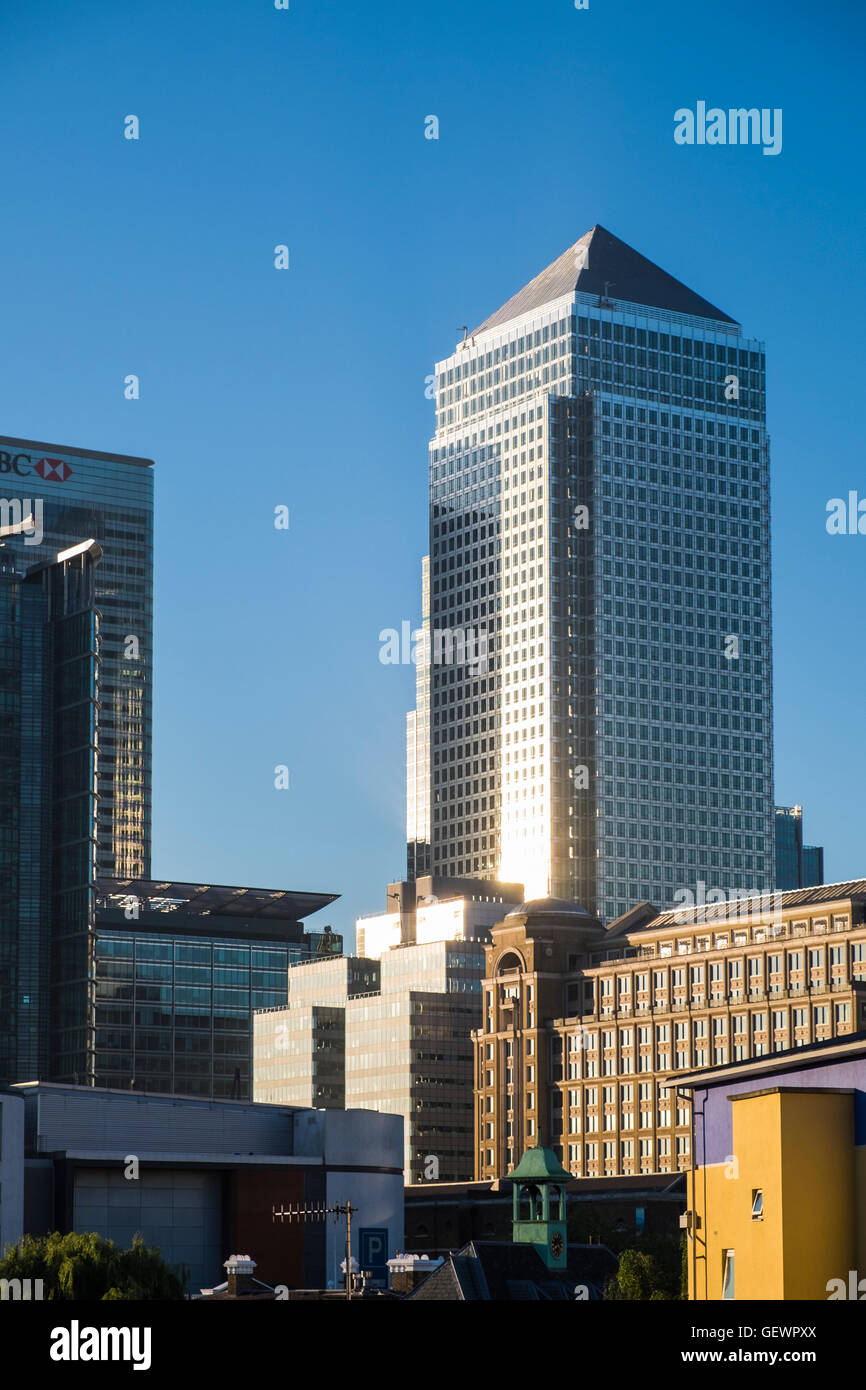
[
  {"x1": 93, "y1": 931, "x2": 293, "y2": 1097},
  {"x1": 409, "y1": 227, "x2": 775, "y2": 922},
  {"x1": 0, "y1": 436, "x2": 154, "y2": 878},
  {"x1": 775, "y1": 805, "x2": 824, "y2": 891},
  {"x1": 0, "y1": 542, "x2": 100, "y2": 1085},
  {"x1": 92, "y1": 884, "x2": 341, "y2": 1099}
]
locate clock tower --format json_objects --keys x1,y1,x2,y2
[{"x1": 510, "y1": 1146, "x2": 571, "y2": 1269}]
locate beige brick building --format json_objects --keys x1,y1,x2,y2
[{"x1": 474, "y1": 883, "x2": 866, "y2": 1180}]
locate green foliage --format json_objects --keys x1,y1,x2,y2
[
  {"x1": 0, "y1": 1230, "x2": 187, "y2": 1300},
  {"x1": 604, "y1": 1248, "x2": 671, "y2": 1301},
  {"x1": 567, "y1": 1205, "x2": 684, "y2": 1299}
]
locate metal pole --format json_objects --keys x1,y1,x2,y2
[{"x1": 345, "y1": 1203, "x2": 352, "y2": 1300}]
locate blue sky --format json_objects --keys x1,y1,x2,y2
[{"x1": 1, "y1": 0, "x2": 863, "y2": 941}]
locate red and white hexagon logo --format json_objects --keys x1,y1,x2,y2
[{"x1": 34, "y1": 457, "x2": 73, "y2": 481}]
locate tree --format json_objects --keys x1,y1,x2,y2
[
  {"x1": 0, "y1": 1231, "x2": 187, "y2": 1300},
  {"x1": 604, "y1": 1248, "x2": 671, "y2": 1301},
  {"x1": 568, "y1": 1206, "x2": 684, "y2": 1298}
]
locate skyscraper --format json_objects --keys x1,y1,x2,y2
[
  {"x1": 408, "y1": 226, "x2": 775, "y2": 921},
  {"x1": 0, "y1": 539, "x2": 101, "y2": 1084},
  {"x1": 0, "y1": 435, "x2": 153, "y2": 879},
  {"x1": 775, "y1": 805, "x2": 825, "y2": 890}
]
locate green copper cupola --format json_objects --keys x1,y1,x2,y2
[{"x1": 511, "y1": 1146, "x2": 570, "y2": 1269}]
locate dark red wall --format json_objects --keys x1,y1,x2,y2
[{"x1": 230, "y1": 1167, "x2": 309, "y2": 1288}]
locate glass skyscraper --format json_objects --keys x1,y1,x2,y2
[
  {"x1": 0, "y1": 539, "x2": 101, "y2": 1085},
  {"x1": 775, "y1": 805, "x2": 825, "y2": 891},
  {"x1": 0, "y1": 434, "x2": 153, "y2": 879},
  {"x1": 408, "y1": 226, "x2": 775, "y2": 921}
]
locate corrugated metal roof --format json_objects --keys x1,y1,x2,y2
[{"x1": 645, "y1": 879, "x2": 866, "y2": 931}]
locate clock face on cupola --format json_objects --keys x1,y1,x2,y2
[{"x1": 510, "y1": 1146, "x2": 571, "y2": 1269}]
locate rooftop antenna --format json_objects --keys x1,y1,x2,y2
[
  {"x1": 273, "y1": 1200, "x2": 358, "y2": 1301},
  {"x1": 598, "y1": 281, "x2": 615, "y2": 308}
]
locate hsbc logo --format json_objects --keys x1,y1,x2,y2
[
  {"x1": 35, "y1": 456, "x2": 73, "y2": 481},
  {"x1": 0, "y1": 452, "x2": 73, "y2": 481}
]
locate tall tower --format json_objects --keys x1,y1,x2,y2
[
  {"x1": 0, "y1": 540, "x2": 101, "y2": 1084},
  {"x1": 0, "y1": 436, "x2": 153, "y2": 879},
  {"x1": 408, "y1": 226, "x2": 774, "y2": 921}
]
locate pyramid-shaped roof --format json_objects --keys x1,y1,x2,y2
[
  {"x1": 473, "y1": 225, "x2": 737, "y2": 333},
  {"x1": 509, "y1": 1146, "x2": 572, "y2": 1183}
]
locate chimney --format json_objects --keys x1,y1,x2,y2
[{"x1": 224, "y1": 1254, "x2": 257, "y2": 1297}]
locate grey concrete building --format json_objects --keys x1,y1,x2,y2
[{"x1": 7, "y1": 1082, "x2": 403, "y2": 1292}]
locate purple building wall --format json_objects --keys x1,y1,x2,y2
[{"x1": 686, "y1": 1053, "x2": 866, "y2": 1169}]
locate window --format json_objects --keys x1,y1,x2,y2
[
  {"x1": 751, "y1": 1189, "x2": 763, "y2": 1220},
  {"x1": 722, "y1": 1250, "x2": 735, "y2": 1300}
]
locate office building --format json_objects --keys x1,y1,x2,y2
[
  {"x1": 255, "y1": 937, "x2": 487, "y2": 1182},
  {"x1": 254, "y1": 954, "x2": 380, "y2": 1110},
  {"x1": 680, "y1": 1035, "x2": 866, "y2": 1301},
  {"x1": 0, "y1": 434, "x2": 154, "y2": 879},
  {"x1": 4, "y1": 1082, "x2": 403, "y2": 1291},
  {"x1": 356, "y1": 873, "x2": 522, "y2": 958},
  {"x1": 0, "y1": 1089, "x2": 25, "y2": 1255},
  {"x1": 406, "y1": 556, "x2": 431, "y2": 879},
  {"x1": 474, "y1": 882, "x2": 866, "y2": 1182},
  {"x1": 408, "y1": 226, "x2": 775, "y2": 920},
  {"x1": 0, "y1": 540, "x2": 101, "y2": 1087},
  {"x1": 775, "y1": 804, "x2": 824, "y2": 890},
  {"x1": 91, "y1": 879, "x2": 341, "y2": 1098}
]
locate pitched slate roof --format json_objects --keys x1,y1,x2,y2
[
  {"x1": 407, "y1": 1240, "x2": 616, "y2": 1301},
  {"x1": 473, "y1": 225, "x2": 737, "y2": 334}
]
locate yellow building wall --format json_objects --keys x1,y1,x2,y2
[
  {"x1": 778, "y1": 1091, "x2": 854, "y2": 1299},
  {"x1": 689, "y1": 1090, "x2": 855, "y2": 1300}
]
